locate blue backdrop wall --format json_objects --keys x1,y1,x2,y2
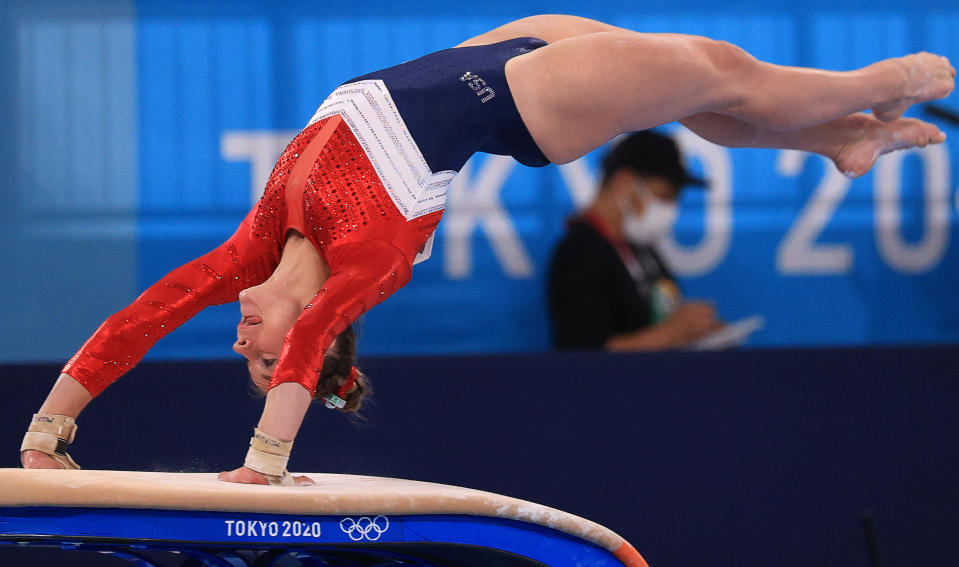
[{"x1": 3, "y1": 0, "x2": 959, "y2": 362}]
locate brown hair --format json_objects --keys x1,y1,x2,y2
[
  {"x1": 313, "y1": 324, "x2": 370, "y2": 413},
  {"x1": 246, "y1": 325, "x2": 371, "y2": 414}
]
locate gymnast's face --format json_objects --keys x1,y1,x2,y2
[{"x1": 233, "y1": 286, "x2": 302, "y2": 390}]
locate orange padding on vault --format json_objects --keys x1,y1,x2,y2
[{"x1": 614, "y1": 541, "x2": 650, "y2": 567}]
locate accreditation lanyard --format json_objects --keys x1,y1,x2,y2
[{"x1": 579, "y1": 212, "x2": 645, "y2": 281}]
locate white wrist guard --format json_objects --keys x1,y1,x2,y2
[
  {"x1": 20, "y1": 413, "x2": 81, "y2": 470},
  {"x1": 244, "y1": 428, "x2": 295, "y2": 486}
]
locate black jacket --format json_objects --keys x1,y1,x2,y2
[{"x1": 548, "y1": 218, "x2": 675, "y2": 349}]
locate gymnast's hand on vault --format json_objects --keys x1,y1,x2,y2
[
  {"x1": 217, "y1": 466, "x2": 315, "y2": 486},
  {"x1": 21, "y1": 450, "x2": 66, "y2": 469}
]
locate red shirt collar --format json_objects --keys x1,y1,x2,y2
[
  {"x1": 577, "y1": 211, "x2": 641, "y2": 267},
  {"x1": 579, "y1": 211, "x2": 626, "y2": 247}
]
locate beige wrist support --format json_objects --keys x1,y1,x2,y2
[
  {"x1": 244, "y1": 428, "x2": 295, "y2": 486},
  {"x1": 20, "y1": 413, "x2": 81, "y2": 470}
]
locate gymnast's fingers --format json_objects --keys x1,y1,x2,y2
[
  {"x1": 293, "y1": 475, "x2": 316, "y2": 486},
  {"x1": 217, "y1": 466, "x2": 268, "y2": 485}
]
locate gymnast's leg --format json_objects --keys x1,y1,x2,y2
[
  {"x1": 506, "y1": 29, "x2": 954, "y2": 163},
  {"x1": 680, "y1": 111, "x2": 945, "y2": 178}
]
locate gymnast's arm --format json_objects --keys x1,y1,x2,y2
[
  {"x1": 22, "y1": 209, "x2": 277, "y2": 469},
  {"x1": 219, "y1": 240, "x2": 412, "y2": 484}
]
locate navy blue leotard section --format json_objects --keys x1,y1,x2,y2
[{"x1": 346, "y1": 37, "x2": 551, "y2": 172}]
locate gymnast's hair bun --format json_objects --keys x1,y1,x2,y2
[{"x1": 315, "y1": 324, "x2": 371, "y2": 413}]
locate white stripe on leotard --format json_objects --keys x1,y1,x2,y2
[{"x1": 307, "y1": 80, "x2": 457, "y2": 221}]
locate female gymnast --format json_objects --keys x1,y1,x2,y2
[{"x1": 20, "y1": 15, "x2": 954, "y2": 485}]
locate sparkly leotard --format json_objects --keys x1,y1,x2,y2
[{"x1": 64, "y1": 37, "x2": 549, "y2": 397}]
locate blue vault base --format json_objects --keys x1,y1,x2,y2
[{"x1": 0, "y1": 506, "x2": 628, "y2": 567}]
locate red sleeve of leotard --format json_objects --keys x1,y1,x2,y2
[
  {"x1": 267, "y1": 240, "x2": 412, "y2": 395},
  {"x1": 63, "y1": 209, "x2": 279, "y2": 398}
]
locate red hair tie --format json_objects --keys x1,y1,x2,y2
[{"x1": 323, "y1": 367, "x2": 358, "y2": 410}]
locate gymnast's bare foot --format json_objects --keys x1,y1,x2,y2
[
  {"x1": 21, "y1": 449, "x2": 64, "y2": 469},
  {"x1": 871, "y1": 52, "x2": 955, "y2": 122},
  {"x1": 218, "y1": 466, "x2": 315, "y2": 486},
  {"x1": 832, "y1": 113, "x2": 945, "y2": 178}
]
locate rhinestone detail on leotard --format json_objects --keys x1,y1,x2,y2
[{"x1": 253, "y1": 117, "x2": 405, "y2": 251}]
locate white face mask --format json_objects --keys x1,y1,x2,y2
[{"x1": 617, "y1": 181, "x2": 679, "y2": 245}]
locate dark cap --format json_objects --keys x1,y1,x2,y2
[{"x1": 601, "y1": 130, "x2": 707, "y2": 188}]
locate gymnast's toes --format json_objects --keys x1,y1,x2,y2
[
  {"x1": 873, "y1": 53, "x2": 955, "y2": 122},
  {"x1": 907, "y1": 52, "x2": 955, "y2": 100}
]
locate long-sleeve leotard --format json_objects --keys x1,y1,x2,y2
[
  {"x1": 63, "y1": 37, "x2": 548, "y2": 397},
  {"x1": 65, "y1": 116, "x2": 439, "y2": 397},
  {"x1": 63, "y1": 209, "x2": 279, "y2": 397}
]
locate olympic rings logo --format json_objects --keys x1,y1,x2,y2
[{"x1": 339, "y1": 515, "x2": 390, "y2": 541}]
